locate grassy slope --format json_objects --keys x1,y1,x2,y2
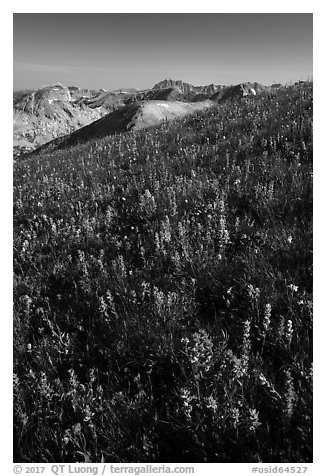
[{"x1": 13, "y1": 83, "x2": 313, "y2": 463}]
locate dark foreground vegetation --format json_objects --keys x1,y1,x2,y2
[{"x1": 13, "y1": 82, "x2": 313, "y2": 463}]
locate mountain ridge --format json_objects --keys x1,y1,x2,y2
[{"x1": 13, "y1": 78, "x2": 274, "y2": 157}]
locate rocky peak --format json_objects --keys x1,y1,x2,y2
[
  {"x1": 153, "y1": 79, "x2": 195, "y2": 94},
  {"x1": 153, "y1": 78, "x2": 224, "y2": 96}
]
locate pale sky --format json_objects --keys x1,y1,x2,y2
[{"x1": 13, "y1": 13, "x2": 313, "y2": 91}]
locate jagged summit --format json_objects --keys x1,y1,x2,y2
[
  {"x1": 153, "y1": 78, "x2": 223, "y2": 96},
  {"x1": 153, "y1": 78, "x2": 193, "y2": 93}
]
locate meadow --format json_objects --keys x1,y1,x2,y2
[{"x1": 13, "y1": 82, "x2": 313, "y2": 463}]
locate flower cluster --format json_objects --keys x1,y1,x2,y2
[{"x1": 185, "y1": 329, "x2": 214, "y2": 378}]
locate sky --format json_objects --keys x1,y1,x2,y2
[{"x1": 13, "y1": 13, "x2": 312, "y2": 91}]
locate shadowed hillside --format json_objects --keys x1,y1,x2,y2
[{"x1": 31, "y1": 100, "x2": 214, "y2": 155}]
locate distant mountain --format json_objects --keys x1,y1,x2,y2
[
  {"x1": 13, "y1": 84, "x2": 120, "y2": 156},
  {"x1": 31, "y1": 100, "x2": 214, "y2": 155},
  {"x1": 13, "y1": 78, "x2": 269, "y2": 157},
  {"x1": 153, "y1": 79, "x2": 196, "y2": 94},
  {"x1": 14, "y1": 84, "x2": 81, "y2": 121},
  {"x1": 123, "y1": 80, "x2": 225, "y2": 104},
  {"x1": 152, "y1": 78, "x2": 269, "y2": 103},
  {"x1": 153, "y1": 78, "x2": 223, "y2": 96}
]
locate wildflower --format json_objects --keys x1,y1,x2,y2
[
  {"x1": 181, "y1": 337, "x2": 189, "y2": 345},
  {"x1": 72, "y1": 423, "x2": 82, "y2": 435},
  {"x1": 105, "y1": 290, "x2": 118, "y2": 320},
  {"x1": 187, "y1": 329, "x2": 214, "y2": 376},
  {"x1": 285, "y1": 320, "x2": 293, "y2": 346},
  {"x1": 153, "y1": 286, "x2": 165, "y2": 314},
  {"x1": 283, "y1": 369, "x2": 296, "y2": 419},
  {"x1": 263, "y1": 304, "x2": 272, "y2": 332},
  {"x1": 309, "y1": 363, "x2": 313, "y2": 381},
  {"x1": 139, "y1": 189, "x2": 157, "y2": 215},
  {"x1": 180, "y1": 388, "x2": 192, "y2": 403},
  {"x1": 247, "y1": 284, "x2": 260, "y2": 301},
  {"x1": 232, "y1": 356, "x2": 246, "y2": 379},
  {"x1": 112, "y1": 255, "x2": 127, "y2": 279},
  {"x1": 88, "y1": 368, "x2": 96, "y2": 384},
  {"x1": 39, "y1": 372, "x2": 53, "y2": 398},
  {"x1": 248, "y1": 408, "x2": 261, "y2": 432},
  {"x1": 180, "y1": 388, "x2": 195, "y2": 419},
  {"x1": 217, "y1": 199, "x2": 230, "y2": 252},
  {"x1": 178, "y1": 221, "x2": 190, "y2": 259},
  {"x1": 13, "y1": 373, "x2": 19, "y2": 388},
  {"x1": 243, "y1": 319, "x2": 251, "y2": 339},
  {"x1": 21, "y1": 240, "x2": 29, "y2": 253},
  {"x1": 23, "y1": 295, "x2": 33, "y2": 312},
  {"x1": 99, "y1": 296, "x2": 109, "y2": 318},
  {"x1": 241, "y1": 320, "x2": 251, "y2": 370},
  {"x1": 83, "y1": 405, "x2": 95, "y2": 422},
  {"x1": 230, "y1": 408, "x2": 240, "y2": 428},
  {"x1": 287, "y1": 235, "x2": 293, "y2": 244},
  {"x1": 288, "y1": 284, "x2": 298, "y2": 292},
  {"x1": 206, "y1": 395, "x2": 218, "y2": 412}
]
